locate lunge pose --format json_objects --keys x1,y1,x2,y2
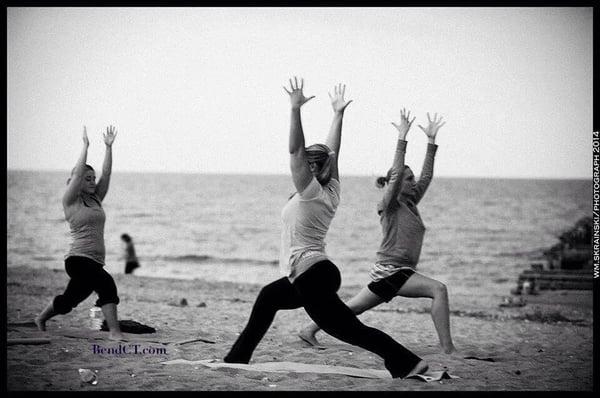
[
  {"x1": 224, "y1": 78, "x2": 428, "y2": 378},
  {"x1": 299, "y1": 110, "x2": 455, "y2": 354},
  {"x1": 35, "y1": 126, "x2": 125, "y2": 341}
]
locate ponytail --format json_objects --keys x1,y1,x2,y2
[
  {"x1": 375, "y1": 176, "x2": 388, "y2": 188},
  {"x1": 375, "y1": 168, "x2": 393, "y2": 189}
]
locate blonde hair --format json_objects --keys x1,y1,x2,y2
[{"x1": 306, "y1": 143, "x2": 334, "y2": 186}]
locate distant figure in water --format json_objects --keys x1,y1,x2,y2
[
  {"x1": 35, "y1": 125, "x2": 125, "y2": 341},
  {"x1": 299, "y1": 110, "x2": 456, "y2": 355},
  {"x1": 223, "y1": 77, "x2": 428, "y2": 379},
  {"x1": 121, "y1": 233, "x2": 140, "y2": 274}
]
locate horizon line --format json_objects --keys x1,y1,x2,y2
[{"x1": 6, "y1": 168, "x2": 591, "y2": 181}]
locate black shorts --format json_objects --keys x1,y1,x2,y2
[
  {"x1": 125, "y1": 261, "x2": 140, "y2": 274},
  {"x1": 367, "y1": 268, "x2": 415, "y2": 302}
]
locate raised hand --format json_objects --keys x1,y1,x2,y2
[
  {"x1": 284, "y1": 76, "x2": 315, "y2": 109},
  {"x1": 391, "y1": 108, "x2": 416, "y2": 140},
  {"x1": 103, "y1": 125, "x2": 117, "y2": 147},
  {"x1": 418, "y1": 113, "x2": 446, "y2": 141},
  {"x1": 328, "y1": 83, "x2": 353, "y2": 113},
  {"x1": 83, "y1": 126, "x2": 89, "y2": 147}
]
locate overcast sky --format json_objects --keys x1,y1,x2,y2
[{"x1": 7, "y1": 7, "x2": 592, "y2": 178}]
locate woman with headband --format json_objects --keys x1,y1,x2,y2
[{"x1": 224, "y1": 78, "x2": 428, "y2": 379}]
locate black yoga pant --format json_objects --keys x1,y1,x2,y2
[
  {"x1": 53, "y1": 256, "x2": 120, "y2": 314},
  {"x1": 224, "y1": 260, "x2": 421, "y2": 378}
]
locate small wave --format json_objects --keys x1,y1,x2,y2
[
  {"x1": 125, "y1": 213, "x2": 154, "y2": 219},
  {"x1": 164, "y1": 254, "x2": 211, "y2": 262},
  {"x1": 494, "y1": 248, "x2": 545, "y2": 258},
  {"x1": 158, "y1": 254, "x2": 277, "y2": 267},
  {"x1": 32, "y1": 256, "x2": 55, "y2": 261}
]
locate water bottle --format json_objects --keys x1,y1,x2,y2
[
  {"x1": 89, "y1": 307, "x2": 103, "y2": 330},
  {"x1": 522, "y1": 280, "x2": 532, "y2": 295}
]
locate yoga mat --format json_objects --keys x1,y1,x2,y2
[
  {"x1": 7, "y1": 338, "x2": 51, "y2": 346},
  {"x1": 162, "y1": 359, "x2": 458, "y2": 382},
  {"x1": 47, "y1": 327, "x2": 215, "y2": 345},
  {"x1": 8, "y1": 321, "x2": 38, "y2": 328},
  {"x1": 8, "y1": 322, "x2": 214, "y2": 345}
]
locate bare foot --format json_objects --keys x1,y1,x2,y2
[
  {"x1": 405, "y1": 360, "x2": 429, "y2": 378},
  {"x1": 298, "y1": 328, "x2": 326, "y2": 349},
  {"x1": 34, "y1": 316, "x2": 46, "y2": 331},
  {"x1": 108, "y1": 331, "x2": 126, "y2": 341}
]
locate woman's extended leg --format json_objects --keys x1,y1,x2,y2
[
  {"x1": 36, "y1": 258, "x2": 96, "y2": 331},
  {"x1": 294, "y1": 261, "x2": 426, "y2": 378},
  {"x1": 35, "y1": 302, "x2": 58, "y2": 331},
  {"x1": 298, "y1": 286, "x2": 385, "y2": 347},
  {"x1": 224, "y1": 277, "x2": 303, "y2": 364},
  {"x1": 396, "y1": 272, "x2": 455, "y2": 354}
]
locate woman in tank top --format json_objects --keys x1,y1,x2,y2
[
  {"x1": 35, "y1": 126, "x2": 125, "y2": 341},
  {"x1": 299, "y1": 110, "x2": 456, "y2": 354},
  {"x1": 224, "y1": 78, "x2": 428, "y2": 379}
]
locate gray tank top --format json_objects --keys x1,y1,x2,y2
[{"x1": 65, "y1": 193, "x2": 106, "y2": 265}]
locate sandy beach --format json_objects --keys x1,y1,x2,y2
[{"x1": 6, "y1": 265, "x2": 593, "y2": 391}]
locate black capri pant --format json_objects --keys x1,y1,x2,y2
[
  {"x1": 53, "y1": 256, "x2": 120, "y2": 314},
  {"x1": 224, "y1": 260, "x2": 421, "y2": 378}
]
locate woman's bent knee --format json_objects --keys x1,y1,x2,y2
[
  {"x1": 432, "y1": 282, "x2": 447, "y2": 298},
  {"x1": 96, "y1": 296, "x2": 120, "y2": 307}
]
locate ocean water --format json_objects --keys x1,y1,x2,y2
[{"x1": 7, "y1": 171, "x2": 591, "y2": 296}]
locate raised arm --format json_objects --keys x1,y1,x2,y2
[
  {"x1": 414, "y1": 112, "x2": 445, "y2": 203},
  {"x1": 62, "y1": 126, "x2": 90, "y2": 208},
  {"x1": 380, "y1": 108, "x2": 415, "y2": 211},
  {"x1": 325, "y1": 84, "x2": 353, "y2": 181},
  {"x1": 284, "y1": 77, "x2": 316, "y2": 193},
  {"x1": 95, "y1": 125, "x2": 117, "y2": 201}
]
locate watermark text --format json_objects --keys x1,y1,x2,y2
[
  {"x1": 92, "y1": 344, "x2": 167, "y2": 356},
  {"x1": 593, "y1": 131, "x2": 599, "y2": 279}
]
